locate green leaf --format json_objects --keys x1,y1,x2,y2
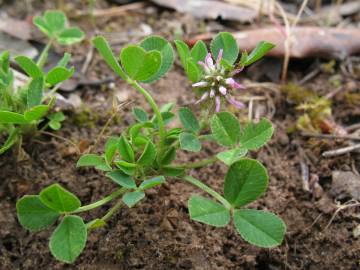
[
  {"x1": 174, "y1": 40, "x2": 191, "y2": 68},
  {"x1": 139, "y1": 176, "x2": 165, "y2": 190},
  {"x1": 49, "y1": 120, "x2": 61, "y2": 130},
  {"x1": 27, "y1": 77, "x2": 44, "y2": 108},
  {"x1": 216, "y1": 147, "x2": 248, "y2": 166},
  {"x1": 77, "y1": 154, "x2": 105, "y2": 168},
  {"x1": 132, "y1": 107, "x2": 149, "y2": 123},
  {"x1": 233, "y1": 209, "x2": 285, "y2": 248},
  {"x1": 178, "y1": 107, "x2": 200, "y2": 133},
  {"x1": 239, "y1": 119, "x2": 274, "y2": 150},
  {"x1": 210, "y1": 32, "x2": 239, "y2": 65},
  {"x1": 239, "y1": 51, "x2": 248, "y2": 66},
  {"x1": 39, "y1": 184, "x2": 81, "y2": 212},
  {"x1": 224, "y1": 159, "x2": 268, "y2": 207},
  {"x1": 106, "y1": 170, "x2": 136, "y2": 189},
  {"x1": 57, "y1": 53, "x2": 71, "y2": 67},
  {"x1": 16, "y1": 195, "x2": 59, "y2": 231},
  {"x1": 160, "y1": 102, "x2": 174, "y2": 113},
  {"x1": 0, "y1": 111, "x2": 26, "y2": 124},
  {"x1": 14, "y1": 56, "x2": 43, "y2": 79},
  {"x1": 179, "y1": 132, "x2": 201, "y2": 152},
  {"x1": 0, "y1": 128, "x2": 19, "y2": 154},
  {"x1": 44, "y1": 10, "x2": 67, "y2": 33},
  {"x1": 24, "y1": 105, "x2": 49, "y2": 121},
  {"x1": 86, "y1": 218, "x2": 106, "y2": 230},
  {"x1": 191, "y1": 40, "x2": 208, "y2": 63},
  {"x1": 93, "y1": 36, "x2": 125, "y2": 78},
  {"x1": 49, "y1": 215, "x2": 87, "y2": 263},
  {"x1": 188, "y1": 195, "x2": 230, "y2": 227},
  {"x1": 137, "y1": 140, "x2": 156, "y2": 166},
  {"x1": 48, "y1": 112, "x2": 65, "y2": 130},
  {"x1": 46, "y1": 66, "x2": 74, "y2": 86},
  {"x1": 210, "y1": 112, "x2": 240, "y2": 147},
  {"x1": 174, "y1": 40, "x2": 202, "y2": 81},
  {"x1": 162, "y1": 166, "x2": 185, "y2": 177},
  {"x1": 122, "y1": 191, "x2": 145, "y2": 208},
  {"x1": 160, "y1": 146, "x2": 176, "y2": 165},
  {"x1": 57, "y1": 27, "x2": 85, "y2": 45},
  {"x1": 33, "y1": 16, "x2": 51, "y2": 36},
  {"x1": 140, "y1": 35, "x2": 174, "y2": 83},
  {"x1": 185, "y1": 58, "x2": 202, "y2": 82},
  {"x1": 48, "y1": 111, "x2": 65, "y2": 122},
  {"x1": 104, "y1": 136, "x2": 118, "y2": 164},
  {"x1": 153, "y1": 111, "x2": 175, "y2": 128},
  {"x1": 115, "y1": 160, "x2": 136, "y2": 175},
  {"x1": 118, "y1": 135, "x2": 134, "y2": 162},
  {"x1": 243, "y1": 41, "x2": 275, "y2": 66},
  {"x1": 120, "y1": 45, "x2": 162, "y2": 82}
]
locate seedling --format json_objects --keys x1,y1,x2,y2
[
  {"x1": 0, "y1": 11, "x2": 84, "y2": 154},
  {"x1": 16, "y1": 32, "x2": 286, "y2": 263}
]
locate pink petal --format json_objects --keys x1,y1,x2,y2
[
  {"x1": 192, "y1": 81, "x2": 208, "y2": 87},
  {"x1": 205, "y1": 53, "x2": 214, "y2": 69},
  {"x1": 197, "y1": 61, "x2": 210, "y2": 73},
  {"x1": 225, "y1": 78, "x2": 245, "y2": 89},
  {"x1": 226, "y1": 96, "x2": 245, "y2": 109},
  {"x1": 210, "y1": 89, "x2": 215, "y2": 98},
  {"x1": 219, "y1": 86, "x2": 227, "y2": 96},
  {"x1": 215, "y1": 96, "x2": 221, "y2": 112},
  {"x1": 216, "y1": 49, "x2": 223, "y2": 66},
  {"x1": 195, "y1": 92, "x2": 209, "y2": 104}
]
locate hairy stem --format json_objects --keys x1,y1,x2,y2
[
  {"x1": 181, "y1": 175, "x2": 232, "y2": 210},
  {"x1": 129, "y1": 80, "x2": 166, "y2": 163},
  {"x1": 71, "y1": 188, "x2": 127, "y2": 213},
  {"x1": 101, "y1": 199, "x2": 124, "y2": 222},
  {"x1": 172, "y1": 156, "x2": 218, "y2": 169},
  {"x1": 37, "y1": 39, "x2": 54, "y2": 68}
]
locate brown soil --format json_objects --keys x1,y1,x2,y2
[{"x1": 1, "y1": 1, "x2": 360, "y2": 270}]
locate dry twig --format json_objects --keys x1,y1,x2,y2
[
  {"x1": 322, "y1": 143, "x2": 360, "y2": 157},
  {"x1": 301, "y1": 132, "x2": 360, "y2": 141}
]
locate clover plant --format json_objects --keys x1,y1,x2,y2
[
  {"x1": 0, "y1": 10, "x2": 84, "y2": 154},
  {"x1": 16, "y1": 32, "x2": 286, "y2": 263}
]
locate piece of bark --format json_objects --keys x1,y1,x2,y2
[
  {"x1": 233, "y1": 27, "x2": 360, "y2": 60},
  {"x1": 73, "y1": 2, "x2": 146, "y2": 18},
  {"x1": 189, "y1": 27, "x2": 360, "y2": 60},
  {"x1": 151, "y1": 0, "x2": 257, "y2": 22}
]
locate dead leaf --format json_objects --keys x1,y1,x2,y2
[
  {"x1": 0, "y1": 32, "x2": 38, "y2": 59},
  {"x1": 0, "y1": 14, "x2": 32, "y2": 40},
  {"x1": 151, "y1": 0, "x2": 257, "y2": 22}
]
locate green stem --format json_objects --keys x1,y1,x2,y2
[
  {"x1": 172, "y1": 156, "x2": 218, "y2": 169},
  {"x1": 37, "y1": 39, "x2": 54, "y2": 68},
  {"x1": 71, "y1": 188, "x2": 127, "y2": 213},
  {"x1": 129, "y1": 80, "x2": 166, "y2": 162},
  {"x1": 181, "y1": 175, "x2": 232, "y2": 210},
  {"x1": 101, "y1": 199, "x2": 124, "y2": 222}
]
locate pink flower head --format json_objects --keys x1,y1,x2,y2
[{"x1": 192, "y1": 49, "x2": 246, "y2": 112}]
